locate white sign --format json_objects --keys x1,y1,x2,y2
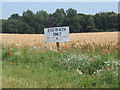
[{"x1": 44, "y1": 26, "x2": 70, "y2": 43}]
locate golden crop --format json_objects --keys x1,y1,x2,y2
[{"x1": 1, "y1": 32, "x2": 119, "y2": 50}]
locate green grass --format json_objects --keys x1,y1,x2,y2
[{"x1": 2, "y1": 47, "x2": 119, "y2": 88}]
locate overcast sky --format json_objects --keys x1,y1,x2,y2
[{"x1": 2, "y1": 2, "x2": 118, "y2": 19}]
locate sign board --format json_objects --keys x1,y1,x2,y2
[{"x1": 44, "y1": 26, "x2": 70, "y2": 43}]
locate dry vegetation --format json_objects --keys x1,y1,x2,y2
[{"x1": 1, "y1": 32, "x2": 119, "y2": 50}]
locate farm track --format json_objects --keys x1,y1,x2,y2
[{"x1": 1, "y1": 32, "x2": 119, "y2": 49}]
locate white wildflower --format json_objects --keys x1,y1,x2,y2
[
  {"x1": 104, "y1": 61, "x2": 108, "y2": 64},
  {"x1": 76, "y1": 69, "x2": 83, "y2": 75},
  {"x1": 32, "y1": 46, "x2": 37, "y2": 49},
  {"x1": 14, "y1": 52, "x2": 21, "y2": 55}
]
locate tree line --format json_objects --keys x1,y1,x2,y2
[{"x1": 2, "y1": 8, "x2": 118, "y2": 34}]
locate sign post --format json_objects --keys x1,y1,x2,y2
[
  {"x1": 44, "y1": 26, "x2": 70, "y2": 51},
  {"x1": 56, "y1": 42, "x2": 59, "y2": 51}
]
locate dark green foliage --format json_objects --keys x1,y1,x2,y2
[
  {"x1": 2, "y1": 19, "x2": 34, "y2": 34},
  {"x1": 94, "y1": 12, "x2": 118, "y2": 31},
  {"x1": 2, "y1": 8, "x2": 118, "y2": 34},
  {"x1": 52, "y1": 8, "x2": 66, "y2": 27}
]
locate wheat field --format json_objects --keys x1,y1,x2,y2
[{"x1": 1, "y1": 32, "x2": 119, "y2": 50}]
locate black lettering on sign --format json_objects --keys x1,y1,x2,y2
[
  {"x1": 48, "y1": 27, "x2": 66, "y2": 32},
  {"x1": 48, "y1": 28, "x2": 53, "y2": 32},
  {"x1": 55, "y1": 28, "x2": 58, "y2": 32},
  {"x1": 47, "y1": 37, "x2": 49, "y2": 39},
  {"x1": 59, "y1": 28, "x2": 62, "y2": 31},
  {"x1": 48, "y1": 29, "x2": 49, "y2": 32},
  {"x1": 63, "y1": 28, "x2": 66, "y2": 31},
  {"x1": 53, "y1": 32, "x2": 61, "y2": 36}
]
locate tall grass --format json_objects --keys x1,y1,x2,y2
[{"x1": 2, "y1": 45, "x2": 119, "y2": 88}]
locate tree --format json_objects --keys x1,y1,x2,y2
[
  {"x1": 2, "y1": 19, "x2": 34, "y2": 34},
  {"x1": 0, "y1": 19, "x2": 2, "y2": 33},
  {"x1": 85, "y1": 15, "x2": 97, "y2": 32},
  {"x1": 22, "y1": 10, "x2": 35, "y2": 28},
  {"x1": 44, "y1": 15, "x2": 58, "y2": 28},
  {"x1": 118, "y1": 14, "x2": 120, "y2": 31},
  {"x1": 78, "y1": 14, "x2": 86, "y2": 32},
  {"x1": 8, "y1": 13, "x2": 21, "y2": 20},
  {"x1": 94, "y1": 12, "x2": 117, "y2": 31},
  {"x1": 35, "y1": 10, "x2": 49, "y2": 34},
  {"x1": 64, "y1": 8, "x2": 81, "y2": 33},
  {"x1": 52, "y1": 8, "x2": 66, "y2": 26},
  {"x1": 2, "y1": 8, "x2": 118, "y2": 34}
]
